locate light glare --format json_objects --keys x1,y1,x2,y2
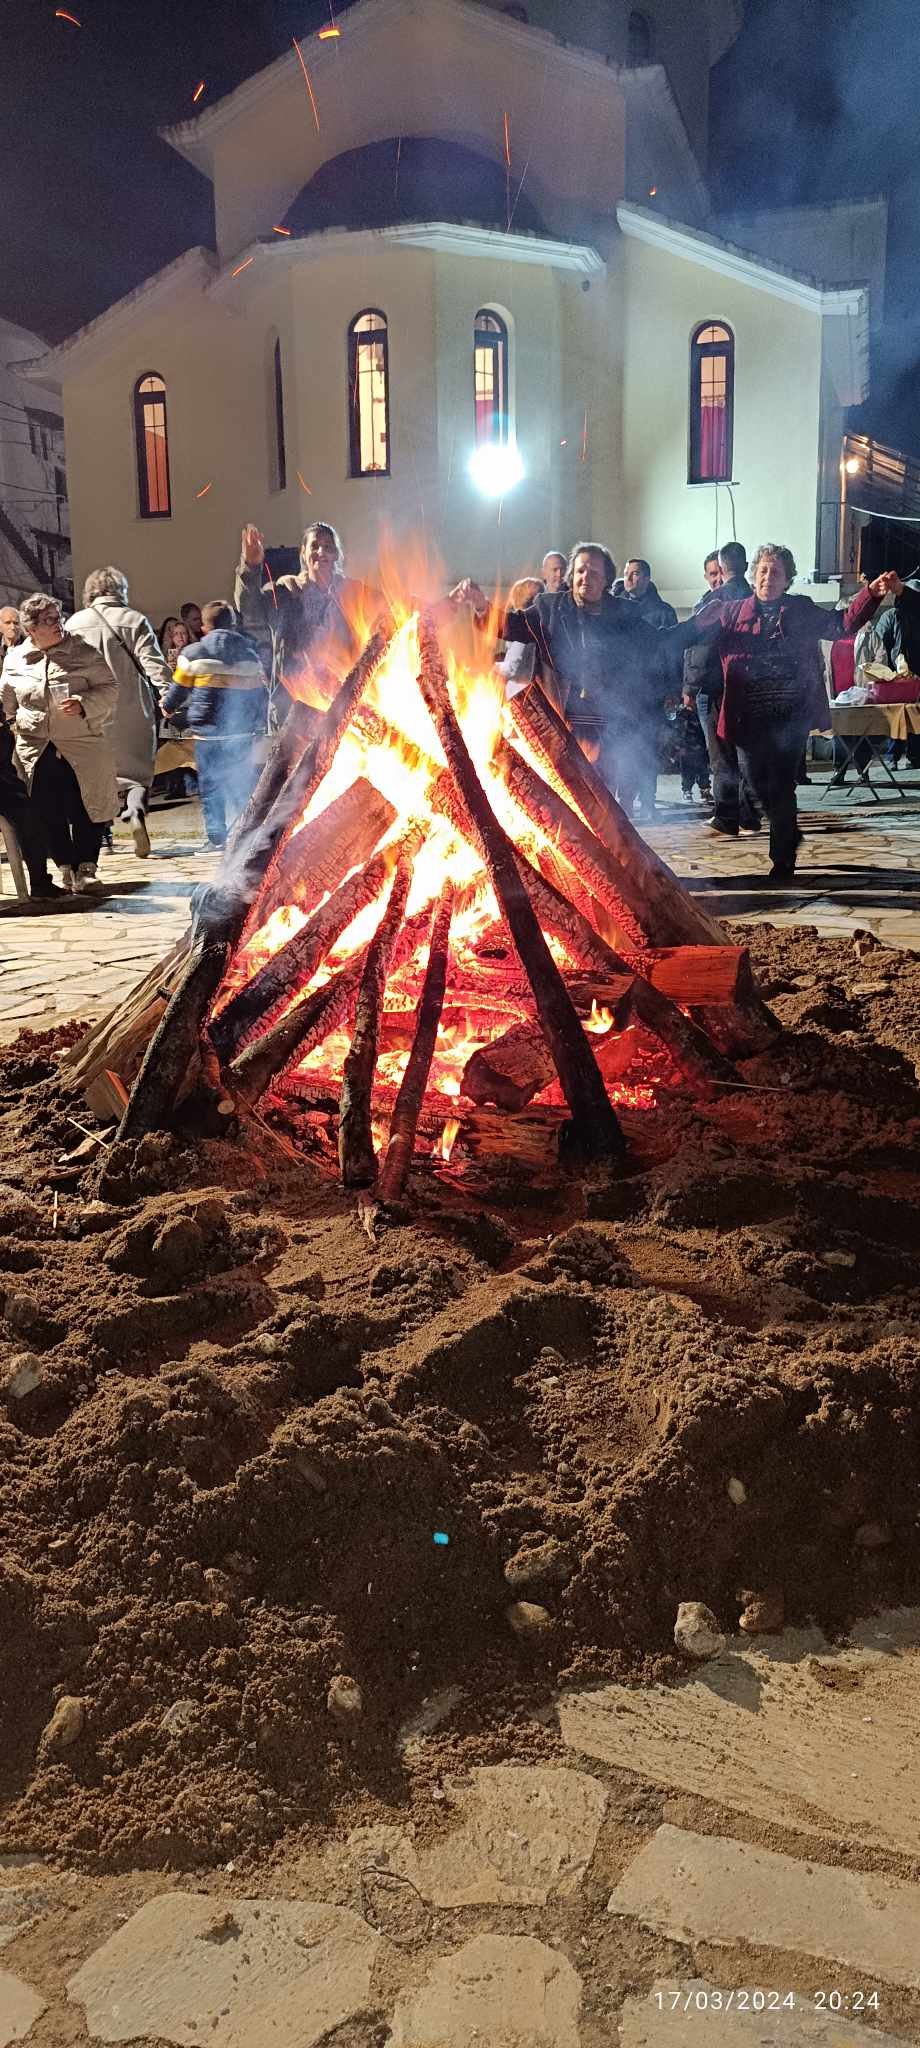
[{"x1": 468, "y1": 441, "x2": 525, "y2": 497}]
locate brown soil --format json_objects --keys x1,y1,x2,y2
[{"x1": 1, "y1": 920, "x2": 919, "y2": 1875}]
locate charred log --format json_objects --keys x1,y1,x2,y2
[
  {"x1": 339, "y1": 849, "x2": 417, "y2": 1187},
  {"x1": 378, "y1": 884, "x2": 454, "y2": 1204}
]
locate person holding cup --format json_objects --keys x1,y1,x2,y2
[{"x1": 1, "y1": 594, "x2": 118, "y2": 894}]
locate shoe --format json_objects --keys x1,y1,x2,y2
[
  {"x1": 681, "y1": 790, "x2": 695, "y2": 802},
  {"x1": 700, "y1": 788, "x2": 713, "y2": 805},
  {"x1": 58, "y1": 864, "x2": 75, "y2": 892},
  {"x1": 131, "y1": 815, "x2": 151, "y2": 859},
  {"x1": 704, "y1": 818, "x2": 738, "y2": 837},
  {"x1": 738, "y1": 823, "x2": 761, "y2": 837},
  {"x1": 73, "y1": 862, "x2": 99, "y2": 893},
  {"x1": 768, "y1": 864, "x2": 797, "y2": 881},
  {"x1": 29, "y1": 875, "x2": 67, "y2": 900}
]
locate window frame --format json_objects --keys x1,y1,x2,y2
[
  {"x1": 627, "y1": 10, "x2": 654, "y2": 65},
  {"x1": 347, "y1": 308, "x2": 391, "y2": 479},
  {"x1": 688, "y1": 320, "x2": 735, "y2": 485},
  {"x1": 271, "y1": 335, "x2": 287, "y2": 493},
  {"x1": 473, "y1": 309, "x2": 509, "y2": 448},
  {"x1": 133, "y1": 371, "x2": 172, "y2": 520}
]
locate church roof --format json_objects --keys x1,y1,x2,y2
[{"x1": 277, "y1": 136, "x2": 548, "y2": 239}]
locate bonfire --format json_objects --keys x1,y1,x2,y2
[{"x1": 62, "y1": 598, "x2": 777, "y2": 1201}]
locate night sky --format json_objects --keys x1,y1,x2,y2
[{"x1": 4, "y1": 0, "x2": 920, "y2": 449}]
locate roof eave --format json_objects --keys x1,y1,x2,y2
[{"x1": 206, "y1": 221, "x2": 605, "y2": 305}]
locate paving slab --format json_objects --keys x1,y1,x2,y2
[
  {"x1": 0, "y1": 1968, "x2": 46, "y2": 2044},
  {"x1": 0, "y1": 1879, "x2": 59, "y2": 1950},
  {"x1": 558, "y1": 1613, "x2": 920, "y2": 1857},
  {"x1": 620, "y1": 1980, "x2": 909, "y2": 2048},
  {"x1": 66, "y1": 1890, "x2": 383, "y2": 2046},
  {"x1": 414, "y1": 1765, "x2": 609, "y2": 1907},
  {"x1": 608, "y1": 1826, "x2": 920, "y2": 1990},
  {"x1": 388, "y1": 1933, "x2": 582, "y2": 2047}
]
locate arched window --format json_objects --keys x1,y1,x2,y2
[
  {"x1": 133, "y1": 372, "x2": 170, "y2": 518},
  {"x1": 627, "y1": 10, "x2": 654, "y2": 65},
  {"x1": 689, "y1": 322, "x2": 734, "y2": 483},
  {"x1": 272, "y1": 336, "x2": 287, "y2": 493},
  {"x1": 473, "y1": 310, "x2": 508, "y2": 446},
  {"x1": 348, "y1": 310, "x2": 390, "y2": 477}
]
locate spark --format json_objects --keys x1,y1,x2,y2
[
  {"x1": 648, "y1": 184, "x2": 658, "y2": 197},
  {"x1": 195, "y1": 482, "x2": 212, "y2": 499},
  {"x1": 502, "y1": 110, "x2": 511, "y2": 167},
  {"x1": 293, "y1": 36, "x2": 321, "y2": 131},
  {"x1": 272, "y1": 223, "x2": 292, "y2": 236},
  {"x1": 264, "y1": 560, "x2": 279, "y2": 609},
  {"x1": 231, "y1": 256, "x2": 254, "y2": 278},
  {"x1": 560, "y1": 438, "x2": 568, "y2": 446},
  {"x1": 192, "y1": 79, "x2": 206, "y2": 103},
  {"x1": 318, "y1": 22, "x2": 340, "y2": 36},
  {"x1": 54, "y1": 8, "x2": 81, "y2": 22},
  {"x1": 580, "y1": 408, "x2": 589, "y2": 463},
  {"x1": 296, "y1": 470, "x2": 313, "y2": 494}
]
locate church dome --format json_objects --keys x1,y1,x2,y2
[{"x1": 278, "y1": 136, "x2": 549, "y2": 238}]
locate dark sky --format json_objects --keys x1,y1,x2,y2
[{"x1": 4, "y1": 0, "x2": 919, "y2": 447}]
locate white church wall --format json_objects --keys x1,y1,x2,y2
[{"x1": 619, "y1": 234, "x2": 825, "y2": 610}]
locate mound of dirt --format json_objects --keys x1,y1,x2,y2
[{"x1": 1, "y1": 922, "x2": 920, "y2": 1871}]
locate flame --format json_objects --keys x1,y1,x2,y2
[
  {"x1": 584, "y1": 1000, "x2": 614, "y2": 1035},
  {"x1": 440, "y1": 1117, "x2": 462, "y2": 1161}
]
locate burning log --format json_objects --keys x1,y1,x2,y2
[
  {"x1": 210, "y1": 836, "x2": 410, "y2": 1064},
  {"x1": 339, "y1": 849, "x2": 417, "y2": 1187},
  {"x1": 461, "y1": 1022, "x2": 554, "y2": 1111},
  {"x1": 378, "y1": 884, "x2": 454, "y2": 1204},
  {"x1": 229, "y1": 955, "x2": 365, "y2": 1105},
  {"x1": 117, "y1": 940, "x2": 231, "y2": 1141},
  {"x1": 60, "y1": 933, "x2": 190, "y2": 1098},
  {"x1": 496, "y1": 736, "x2": 649, "y2": 961},
  {"x1": 509, "y1": 683, "x2": 729, "y2": 950},
  {"x1": 416, "y1": 613, "x2": 624, "y2": 1161},
  {"x1": 251, "y1": 777, "x2": 397, "y2": 930}
]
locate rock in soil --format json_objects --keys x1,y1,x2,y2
[{"x1": 674, "y1": 1603, "x2": 726, "y2": 1660}]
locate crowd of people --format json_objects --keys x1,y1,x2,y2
[{"x1": 0, "y1": 520, "x2": 909, "y2": 905}]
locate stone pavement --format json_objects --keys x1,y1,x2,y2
[
  {"x1": 3, "y1": 1611, "x2": 920, "y2": 2046},
  {"x1": 1, "y1": 774, "x2": 920, "y2": 1047}
]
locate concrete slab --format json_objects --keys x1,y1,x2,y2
[{"x1": 0, "y1": 1968, "x2": 45, "y2": 2044}]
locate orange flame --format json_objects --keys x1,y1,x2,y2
[
  {"x1": 584, "y1": 1000, "x2": 614, "y2": 1035},
  {"x1": 440, "y1": 1117, "x2": 462, "y2": 1162},
  {"x1": 192, "y1": 79, "x2": 206, "y2": 102}
]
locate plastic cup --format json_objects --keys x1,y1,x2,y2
[{"x1": 48, "y1": 679, "x2": 71, "y2": 707}]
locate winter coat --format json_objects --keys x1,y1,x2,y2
[
  {"x1": 503, "y1": 588, "x2": 661, "y2": 754},
  {"x1": 611, "y1": 579, "x2": 678, "y2": 630},
  {"x1": 685, "y1": 576, "x2": 752, "y2": 699},
  {"x1": 234, "y1": 560, "x2": 382, "y2": 723},
  {"x1": 675, "y1": 584, "x2": 879, "y2": 745},
  {"x1": 1, "y1": 633, "x2": 118, "y2": 822},
  {"x1": 163, "y1": 629, "x2": 268, "y2": 739},
  {"x1": 66, "y1": 599, "x2": 171, "y2": 786}
]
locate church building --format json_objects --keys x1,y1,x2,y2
[{"x1": 21, "y1": 0, "x2": 886, "y2": 618}]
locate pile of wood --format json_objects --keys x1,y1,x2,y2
[{"x1": 61, "y1": 611, "x2": 778, "y2": 1197}]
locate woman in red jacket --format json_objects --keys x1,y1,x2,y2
[{"x1": 678, "y1": 545, "x2": 901, "y2": 879}]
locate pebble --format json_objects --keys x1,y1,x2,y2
[
  {"x1": 738, "y1": 1587, "x2": 785, "y2": 1633},
  {"x1": 506, "y1": 1600, "x2": 553, "y2": 1639},
  {"x1": 726, "y1": 1476, "x2": 747, "y2": 1505},
  {"x1": 203, "y1": 1569, "x2": 236, "y2": 1602},
  {"x1": 822, "y1": 1250, "x2": 857, "y2": 1268},
  {"x1": 39, "y1": 1694, "x2": 86, "y2": 1757},
  {"x1": 2, "y1": 1353, "x2": 42, "y2": 1400},
  {"x1": 854, "y1": 1521, "x2": 891, "y2": 1549},
  {"x1": 161, "y1": 1698, "x2": 198, "y2": 1736},
  {"x1": 4, "y1": 1294, "x2": 41, "y2": 1335},
  {"x1": 47, "y1": 1536, "x2": 75, "y2": 1565},
  {"x1": 673, "y1": 1602, "x2": 726, "y2": 1660},
  {"x1": 327, "y1": 1675, "x2": 364, "y2": 1725},
  {"x1": 504, "y1": 1537, "x2": 574, "y2": 1594}
]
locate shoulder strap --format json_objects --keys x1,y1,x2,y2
[{"x1": 91, "y1": 604, "x2": 151, "y2": 682}]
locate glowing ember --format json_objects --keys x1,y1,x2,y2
[
  {"x1": 584, "y1": 1000, "x2": 614, "y2": 1034},
  {"x1": 231, "y1": 257, "x2": 254, "y2": 279},
  {"x1": 192, "y1": 79, "x2": 206, "y2": 102},
  {"x1": 293, "y1": 35, "x2": 321, "y2": 130},
  {"x1": 195, "y1": 482, "x2": 213, "y2": 499},
  {"x1": 296, "y1": 470, "x2": 313, "y2": 493},
  {"x1": 273, "y1": 224, "x2": 292, "y2": 237},
  {"x1": 318, "y1": 22, "x2": 341, "y2": 36},
  {"x1": 54, "y1": 8, "x2": 81, "y2": 21}
]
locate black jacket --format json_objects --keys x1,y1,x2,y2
[
  {"x1": 503, "y1": 588, "x2": 662, "y2": 745},
  {"x1": 611, "y1": 579, "x2": 678, "y2": 629}
]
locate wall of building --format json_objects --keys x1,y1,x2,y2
[
  {"x1": 0, "y1": 320, "x2": 71, "y2": 609},
  {"x1": 618, "y1": 234, "x2": 825, "y2": 609}
]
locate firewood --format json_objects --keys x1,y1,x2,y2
[
  {"x1": 496, "y1": 736, "x2": 649, "y2": 961},
  {"x1": 442, "y1": 1105, "x2": 568, "y2": 1174},
  {"x1": 415, "y1": 613, "x2": 624, "y2": 1160},
  {"x1": 210, "y1": 837, "x2": 406, "y2": 1063},
  {"x1": 461, "y1": 1022, "x2": 555, "y2": 1111},
  {"x1": 252, "y1": 777, "x2": 397, "y2": 929},
  {"x1": 117, "y1": 940, "x2": 231, "y2": 1141},
  {"x1": 339, "y1": 848, "x2": 417, "y2": 1187},
  {"x1": 61, "y1": 935, "x2": 189, "y2": 1089},
  {"x1": 509, "y1": 683, "x2": 730, "y2": 949},
  {"x1": 228, "y1": 956, "x2": 364, "y2": 1104},
  {"x1": 378, "y1": 883, "x2": 453, "y2": 1204},
  {"x1": 430, "y1": 769, "x2": 617, "y2": 975}
]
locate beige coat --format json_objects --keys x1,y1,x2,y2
[
  {"x1": 66, "y1": 599, "x2": 171, "y2": 787},
  {"x1": 1, "y1": 633, "x2": 119, "y2": 823}
]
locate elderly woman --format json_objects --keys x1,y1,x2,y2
[
  {"x1": 501, "y1": 540, "x2": 661, "y2": 813},
  {"x1": 67, "y1": 567, "x2": 172, "y2": 859},
  {"x1": 1, "y1": 593, "x2": 118, "y2": 893},
  {"x1": 676, "y1": 544, "x2": 899, "y2": 878}
]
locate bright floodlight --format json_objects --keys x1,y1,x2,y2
[
  {"x1": 468, "y1": 440, "x2": 525, "y2": 497},
  {"x1": 845, "y1": 456, "x2": 861, "y2": 474}
]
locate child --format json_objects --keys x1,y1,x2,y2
[
  {"x1": 163, "y1": 601, "x2": 267, "y2": 848},
  {"x1": 674, "y1": 690, "x2": 712, "y2": 803}
]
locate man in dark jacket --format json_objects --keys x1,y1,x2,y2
[
  {"x1": 503, "y1": 541, "x2": 661, "y2": 813},
  {"x1": 613, "y1": 559, "x2": 678, "y2": 630},
  {"x1": 163, "y1": 602, "x2": 268, "y2": 848}
]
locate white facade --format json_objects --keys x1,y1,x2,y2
[
  {"x1": 0, "y1": 319, "x2": 71, "y2": 609},
  {"x1": 19, "y1": 0, "x2": 874, "y2": 622}
]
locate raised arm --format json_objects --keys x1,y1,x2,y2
[{"x1": 234, "y1": 524, "x2": 275, "y2": 640}]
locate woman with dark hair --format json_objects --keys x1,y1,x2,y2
[
  {"x1": 675, "y1": 544, "x2": 900, "y2": 877},
  {"x1": 158, "y1": 617, "x2": 191, "y2": 672},
  {"x1": 501, "y1": 541, "x2": 659, "y2": 810}
]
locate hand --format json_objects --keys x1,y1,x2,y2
[
  {"x1": 242, "y1": 524, "x2": 264, "y2": 568},
  {"x1": 58, "y1": 698, "x2": 85, "y2": 718},
  {"x1": 870, "y1": 570, "x2": 903, "y2": 599}
]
